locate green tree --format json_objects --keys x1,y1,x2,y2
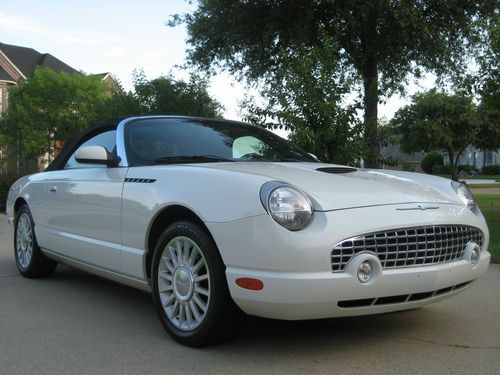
[
  {"x1": 242, "y1": 41, "x2": 363, "y2": 165},
  {"x1": 0, "y1": 68, "x2": 111, "y2": 166},
  {"x1": 132, "y1": 70, "x2": 223, "y2": 117},
  {"x1": 173, "y1": 0, "x2": 496, "y2": 167},
  {"x1": 477, "y1": 17, "x2": 500, "y2": 151},
  {"x1": 391, "y1": 90, "x2": 478, "y2": 181}
]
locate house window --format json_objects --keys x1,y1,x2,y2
[
  {"x1": 0, "y1": 87, "x2": 3, "y2": 113},
  {"x1": 485, "y1": 152, "x2": 493, "y2": 165}
]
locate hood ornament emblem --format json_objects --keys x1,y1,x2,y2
[{"x1": 397, "y1": 204, "x2": 439, "y2": 211}]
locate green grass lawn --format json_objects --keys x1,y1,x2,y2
[
  {"x1": 475, "y1": 194, "x2": 500, "y2": 263},
  {"x1": 469, "y1": 184, "x2": 500, "y2": 189},
  {"x1": 436, "y1": 174, "x2": 500, "y2": 182},
  {"x1": 470, "y1": 175, "x2": 500, "y2": 181}
]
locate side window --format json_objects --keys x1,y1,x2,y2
[{"x1": 64, "y1": 130, "x2": 117, "y2": 169}]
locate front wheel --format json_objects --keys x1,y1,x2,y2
[
  {"x1": 151, "y1": 221, "x2": 242, "y2": 346},
  {"x1": 14, "y1": 204, "x2": 57, "y2": 278}
]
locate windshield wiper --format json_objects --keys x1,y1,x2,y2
[
  {"x1": 154, "y1": 155, "x2": 234, "y2": 164},
  {"x1": 274, "y1": 158, "x2": 304, "y2": 162}
]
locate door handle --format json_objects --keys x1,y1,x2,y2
[{"x1": 48, "y1": 186, "x2": 57, "y2": 193}]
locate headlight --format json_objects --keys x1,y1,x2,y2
[
  {"x1": 260, "y1": 182, "x2": 313, "y2": 231},
  {"x1": 452, "y1": 181, "x2": 478, "y2": 214}
]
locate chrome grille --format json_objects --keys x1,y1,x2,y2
[{"x1": 331, "y1": 225, "x2": 483, "y2": 272}]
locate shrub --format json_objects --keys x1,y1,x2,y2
[
  {"x1": 401, "y1": 161, "x2": 416, "y2": 172},
  {"x1": 432, "y1": 164, "x2": 451, "y2": 175},
  {"x1": 431, "y1": 164, "x2": 478, "y2": 176},
  {"x1": 421, "y1": 151, "x2": 443, "y2": 174},
  {"x1": 482, "y1": 165, "x2": 500, "y2": 175},
  {"x1": 458, "y1": 165, "x2": 479, "y2": 174}
]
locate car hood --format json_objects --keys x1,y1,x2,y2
[{"x1": 198, "y1": 162, "x2": 459, "y2": 211}]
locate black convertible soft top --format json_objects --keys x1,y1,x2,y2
[{"x1": 44, "y1": 117, "x2": 128, "y2": 172}]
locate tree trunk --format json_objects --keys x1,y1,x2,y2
[
  {"x1": 363, "y1": 64, "x2": 379, "y2": 168},
  {"x1": 448, "y1": 148, "x2": 458, "y2": 181},
  {"x1": 361, "y1": 5, "x2": 379, "y2": 168}
]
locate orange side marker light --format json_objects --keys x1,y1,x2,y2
[{"x1": 236, "y1": 278, "x2": 264, "y2": 291}]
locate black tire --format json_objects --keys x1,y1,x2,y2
[
  {"x1": 151, "y1": 221, "x2": 242, "y2": 347},
  {"x1": 14, "y1": 204, "x2": 57, "y2": 278}
]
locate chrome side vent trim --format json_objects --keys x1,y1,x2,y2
[{"x1": 125, "y1": 178, "x2": 156, "y2": 183}]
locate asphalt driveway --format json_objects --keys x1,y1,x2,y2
[{"x1": 1, "y1": 214, "x2": 499, "y2": 374}]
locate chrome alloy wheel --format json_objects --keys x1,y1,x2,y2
[
  {"x1": 16, "y1": 212, "x2": 34, "y2": 268},
  {"x1": 157, "y1": 236, "x2": 210, "y2": 331}
]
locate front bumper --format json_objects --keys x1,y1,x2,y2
[
  {"x1": 225, "y1": 253, "x2": 489, "y2": 320},
  {"x1": 207, "y1": 202, "x2": 490, "y2": 320}
]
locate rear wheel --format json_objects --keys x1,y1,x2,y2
[
  {"x1": 151, "y1": 221, "x2": 242, "y2": 346},
  {"x1": 14, "y1": 204, "x2": 57, "y2": 278}
]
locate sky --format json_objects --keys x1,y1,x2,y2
[{"x1": 0, "y1": 0, "x2": 435, "y2": 123}]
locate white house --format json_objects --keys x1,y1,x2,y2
[{"x1": 443, "y1": 145, "x2": 499, "y2": 170}]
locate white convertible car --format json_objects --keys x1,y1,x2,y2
[{"x1": 6, "y1": 115, "x2": 490, "y2": 346}]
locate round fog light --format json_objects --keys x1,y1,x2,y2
[
  {"x1": 470, "y1": 247, "x2": 480, "y2": 268},
  {"x1": 357, "y1": 261, "x2": 373, "y2": 284}
]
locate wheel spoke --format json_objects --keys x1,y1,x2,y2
[
  {"x1": 170, "y1": 301, "x2": 179, "y2": 320},
  {"x1": 187, "y1": 246, "x2": 198, "y2": 267},
  {"x1": 21, "y1": 216, "x2": 27, "y2": 231},
  {"x1": 193, "y1": 295, "x2": 208, "y2": 312},
  {"x1": 159, "y1": 284, "x2": 173, "y2": 293},
  {"x1": 162, "y1": 293, "x2": 175, "y2": 307},
  {"x1": 168, "y1": 245, "x2": 178, "y2": 267},
  {"x1": 195, "y1": 274, "x2": 208, "y2": 283},
  {"x1": 189, "y1": 301, "x2": 201, "y2": 321},
  {"x1": 179, "y1": 304, "x2": 185, "y2": 325},
  {"x1": 16, "y1": 213, "x2": 34, "y2": 268},
  {"x1": 161, "y1": 256, "x2": 175, "y2": 273},
  {"x1": 192, "y1": 258, "x2": 204, "y2": 274},
  {"x1": 158, "y1": 235, "x2": 210, "y2": 331},
  {"x1": 195, "y1": 286, "x2": 209, "y2": 297},
  {"x1": 176, "y1": 240, "x2": 184, "y2": 265},
  {"x1": 185, "y1": 302, "x2": 194, "y2": 326},
  {"x1": 159, "y1": 270, "x2": 173, "y2": 281}
]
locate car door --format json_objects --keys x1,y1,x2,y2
[{"x1": 38, "y1": 130, "x2": 126, "y2": 272}]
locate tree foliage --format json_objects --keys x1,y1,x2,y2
[
  {"x1": 391, "y1": 90, "x2": 479, "y2": 181},
  {"x1": 0, "y1": 69, "x2": 223, "y2": 171},
  {"x1": 173, "y1": 0, "x2": 497, "y2": 167},
  {"x1": 242, "y1": 41, "x2": 363, "y2": 165},
  {"x1": 132, "y1": 70, "x2": 223, "y2": 117},
  {"x1": 477, "y1": 15, "x2": 500, "y2": 150},
  {"x1": 0, "y1": 68, "x2": 111, "y2": 162}
]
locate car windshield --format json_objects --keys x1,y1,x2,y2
[{"x1": 125, "y1": 118, "x2": 318, "y2": 166}]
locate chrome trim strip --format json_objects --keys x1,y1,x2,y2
[
  {"x1": 116, "y1": 117, "x2": 131, "y2": 167},
  {"x1": 42, "y1": 248, "x2": 151, "y2": 292},
  {"x1": 396, "y1": 204, "x2": 440, "y2": 211}
]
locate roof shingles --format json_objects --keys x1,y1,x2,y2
[{"x1": 0, "y1": 42, "x2": 78, "y2": 79}]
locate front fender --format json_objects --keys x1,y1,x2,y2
[{"x1": 121, "y1": 165, "x2": 270, "y2": 254}]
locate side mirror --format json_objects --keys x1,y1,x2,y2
[{"x1": 75, "y1": 146, "x2": 118, "y2": 167}]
